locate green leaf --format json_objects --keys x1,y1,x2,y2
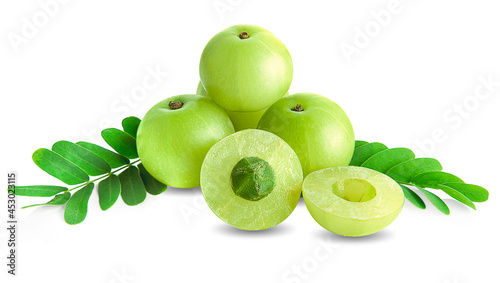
[
  {"x1": 22, "y1": 192, "x2": 71, "y2": 209},
  {"x1": 138, "y1": 163, "x2": 167, "y2": 195},
  {"x1": 64, "y1": 183, "x2": 94, "y2": 225},
  {"x1": 400, "y1": 185, "x2": 426, "y2": 209},
  {"x1": 355, "y1": 140, "x2": 368, "y2": 148},
  {"x1": 101, "y1": 128, "x2": 138, "y2": 159},
  {"x1": 386, "y1": 158, "x2": 442, "y2": 183},
  {"x1": 76, "y1": 141, "x2": 130, "y2": 168},
  {"x1": 443, "y1": 183, "x2": 489, "y2": 202},
  {"x1": 435, "y1": 184, "x2": 476, "y2": 210},
  {"x1": 14, "y1": 185, "x2": 68, "y2": 197},
  {"x1": 52, "y1": 141, "x2": 111, "y2": 176},
  {"x1": 122, "y1": 116, "x2": 141, "y2": 139},
  {"x1": 32, "y1": 148, "x2": 89, "y2": 185},
  {"x1": 411, "y1": 171, "x2": 463, "y2": 187},
  {"x1": 417, "y1": 187, "x2": 450, "y2": 215},
  {"x1": 361, "y1": 148, "x2": 415, "y2": 173},
  {"x1": 350, "y1": 140, "x2": 488, "y2": 214},
  {"x1": 118, "y1": 166, "x2": 147, "y2": 206},
  {"x1": 98, "y1": 174, "x2": 121, "y2": 211},
  {"x1": 349, "y1": 142, "x2": 388, "y2": 166}
]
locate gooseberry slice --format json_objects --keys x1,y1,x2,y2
[
  {"x1": 302, "y1": 166, "x2": 404, "y2": 237},
  {"x1": 201, "y1": 129, "x2": 303, "y2": 230}
]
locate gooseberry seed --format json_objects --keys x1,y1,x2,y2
[{"x1": 231, "y1": 157, "x2": 276, "y2": 201}]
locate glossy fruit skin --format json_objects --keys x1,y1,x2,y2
[
  {"x1": 224, "y1": 108, "x2": 268, "y2": 131},
  {"x1": 137, "y1": 94, "x2": 234, "y2": 188},
  {"x1": 258, "y1": 93, "x2": 355, "y2": 176},
  {"x1": 200, "y1": 129, "x2": 303, "y2": 230},
  {"x1": 197, "y1": 81, "x2": 288, "y2": 131},
  {"x1": 199, "y1": 24, "x2": 293, "y2": 112},
  {"x1": 196, "y1": 81, "x2": 207, "y2": 97},
  {"x1": 302, "y1": 166, "x2": 404, "y2": 237}
]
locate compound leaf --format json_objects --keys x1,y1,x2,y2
[
  {"x1": 22, "y1": 192, "x2": 71, "y2": 209},
  {"x1": 435, "y1": 184, "x2": 476, "y2": 209},
  {"x1": 118, "y1": 166, "x2": 147, "y2": 206},
  {"x1": 76, "y1": 141, "x2": 130, "y2": 168},
  {"x1": 101, "y1": 128, "x2": 138, "y2": 159},
  {"x1": 355, "y1": 140, "x2": 368, "y2": 148},
  {"x1": 64, "y1": 183, "x2": 94, "y2": 225},
  {"x1": 14, "y1": 185, "x2": 67, "y2": 197},
  {"x1": 411, "y1": 171, "x2": 464, "y2": 187},
  {"x1": 362, "y1": 148, "x2": 415, "y2": 173},
  {"x1": 138, "y1": 163, "x2": 167, "y2": 195},
  {"x1": 349, "y1": 142, "x2": 388, "y2": 166},
  {"x1": 98, "y1": 174, "x2": 121, "y2": 211},
  {"x1": 32, "y1": 148, "x2": 89, "y2": 185},
  {"x1": 400, "y1": 185, "x2": 426, "y2": 209},
  {"x1": 386, "y1": 158, "x2": 442, "y2": 183},
  {"x1": 52, "y1": 141, "x2": 111, "y2": 176},
  {"x1": 122, "y1": 116, "x2": 141, "y2": 138},
  {"x1": 417, "y1": 187, "x2": 450, "y2": 215},
  {"x1": 443, "y1": 183, "x2": 489, "y2": 202}
]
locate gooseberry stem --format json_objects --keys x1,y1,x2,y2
[
  {"x1": 169, "y1": 101, "x2": 184, "y2": 110},
  {"x1": 239, "y1": 32, "x2": 250, "y2": 39}
]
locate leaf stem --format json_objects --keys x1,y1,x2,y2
[{"x1": 67, "y1": 159, "x2": 141, "y2": 192}]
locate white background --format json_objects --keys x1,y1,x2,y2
[{"x1": 1, "y1": 1, "x2": 499, "y2": 283}]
